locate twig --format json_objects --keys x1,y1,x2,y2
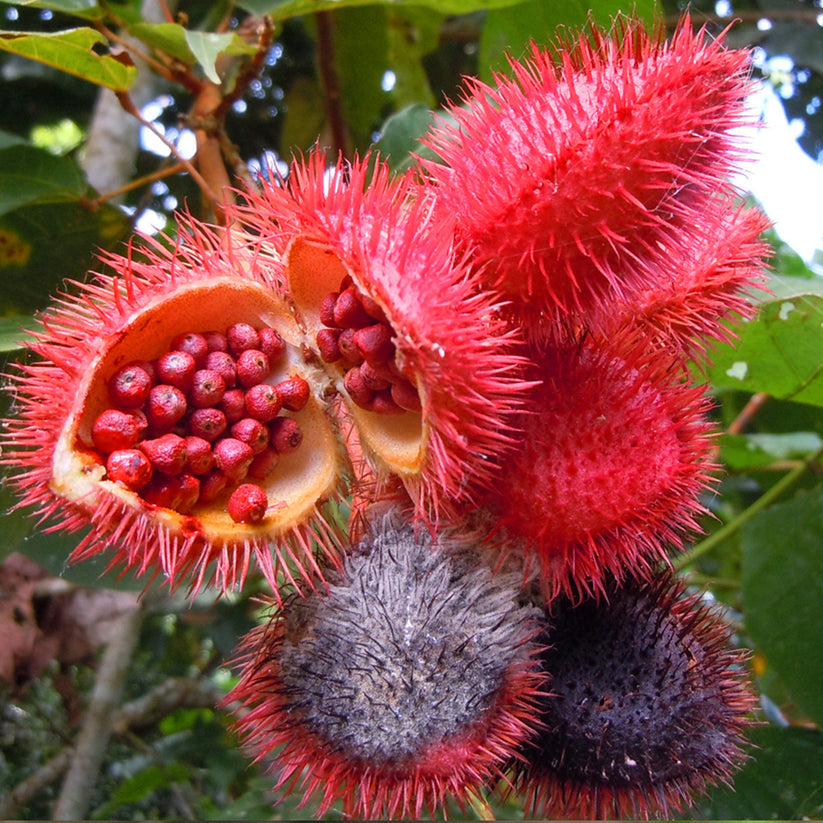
[
  {"x1": 674, "y1": 444, "x2": 823, "y2": 571},
  {"x1": 86, "y1": 160, "x2": 188, "y2": 208},
  {"x1": 52, "y1": 604, "x2": 145, "y2": 821},
  {"x1": 115, "y1": 90, "x2": 223, "y2": 209}
]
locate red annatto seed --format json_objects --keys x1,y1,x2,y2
[
  {"x1": 106, "y1": 449, "x2": 153, "y2": 490},
  {"x1": 227, "y1": 322, "x2": 261, "y2": 357},
  {"x1": 343, "y1": 367, "x2": 374, "y2": 409},
  {"x1": 371, "y1": 388, "x2": 405, "y2": 415},
  {"x1": 174, "y1": 473, "x2": 201, "y2": 513},
  {"x1": 205, "y1": 350, "x2": 237, "y2": 388},
  {"x1": 214, "y1": 437, "x2": 255, "y2": 482},
  {"x1": 231, "y1": 417, "x2": 270, "y2": 454},
  {"x1": 131, "y1": 359, "x2": 157, "y2": 384},
  {"x1": 199, "y1": 468, "x2": 228, "y2": 503},
  {"x1": 316, "y1": 328, "x2": 342, "y2": 362},
  {"x1": 141, "y1": 473, "x2": 200, "y2": 513},
  {"x1": 320, "y1": 292, "x2": 340, "y2": 327},
  {"x1": 218, "y1": 388, "x2": 246, "y2": 424},
  {"x1": 235, "y1": 349, "x2": 270, "y2": 389},
  {"x1": 203, "y1": 331, "x2": 228, "y2": 353},
  {"x1": 337, "y1": 328, "x2": 364, "y2": 366},
  {"x1": 248, "y1": 446, "x2": 280, "y2": 479},
  {"x1": 333, "y1": 288, "x2": 373, "y2": 329},
  {"x1": 170, "y1": 332, "x2": 209, "y2": 367},
  {"x1": 258, "y1": 327, "x2": 286, "y2": 364},
  {"x1": 155, "y1": 350, "x2": 197, "y2": 393},
  {"x1": 359, "y1": 361, "x2": 391, "y2": 392},
  {"x1": 189, "y1": 369, "x2": 226, "y2": 408},
  {"x1": 228, "y1": 483, "x2": 269, "y2": 524},
  {"x1": 145, "y1": 384, "x2": 188, "y2": 431},
  {"x1": 391, "y1": 378, "x2": 422, "y2": 412},
  {"x1": 360, "y1": 291, "x2": 388, "y2": 323},
  {"x1": 184, "y1": 435, "x2": 215, "y2": 474},
  {"x1": 244, "y1": 383, "x2": 282, "y2": 422},
  {"x1": 108, "y1": 363, "x2": 153, "y2": 408},
  {"x1": 275, "y1": 376, "x2": 310, "y2": 412},
  {"x1": 269, "y1": 416, "x2": 303, "y2": 454},
  {"x1": 354, "y1": 323, "x2": 395, "y2": 365},
  {"x1": 91, "y1": 409, "x2": 143, "y2": 453},
  {"x1": 140, "y1": 433, "x2": 188, "y2": 475},
  {"x1": 187, "y1": 407, "x2": 227, "y2": 442}
]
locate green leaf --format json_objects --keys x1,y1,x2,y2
[
  {"x1": 0, "y1": 145, "x2": 86, "y2": 216},
  {"x1": 721, "y1": 431, "x2": 822, "y2": 470},
  {"x1": 0, "y1": 315, "x2": 36, "y2": 352},
  {"x1": 0, "y1": 0, "x2": 106, "y2": 20},
  {"x1": 333, "y1": 7, "x2": 390, "y2": 151},
  {"x1": 0, "y1": 28, "x2": 137, "y2": 91},
  {"x1": 480, "y1": 0, "x2": 660, "y2": 82},
  {"x1": 742, "y1": 486, "x2": 823, "y2": 727},
  {"x1": 185, "y1": 30, "x2": 256, "y2": 84},
  {"x1": 707, "y1": 295, "x2": 823, "y2": 406},
  {"x1": 0, "y1": 199, "x2": 129, "y2": 313},
  {"x1": 376, "y1": 103, "x2": 435, "y2": 171},
  {"x1": 697, "y1": 725, "x2": 823, "y2": 820},
  {"x1": 237, "y1": 0, "x2": 530, "y2": 20},
  {"x1": 128, "y1": 22, "x2": 195, "y2": 65}
]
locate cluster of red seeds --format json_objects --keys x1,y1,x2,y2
[
  {"x1": 315, "y1": 280, "x2": 421, "y2": 415},
  {"x1": 90, "y1": 323, "x2": 310, "y2": 524}
]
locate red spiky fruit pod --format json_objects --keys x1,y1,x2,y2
[
  {"x1": 512, "y1": 571, "x2": 756, "y2": 819},
  {"x1": 229, "y1": 151, "x2": 534, "y2": 521},
  {"x1": 1, "y1": 218, "x2": 348, "y2": 597},
  {"x1": 612, "y1": 202, "x2": 771, "y2": 363},
  {"x1": 477, "y1": 330, "x2": 715, "y2": 600},
  {"x1": 226, "y1": 506, "x2": 545, "y2": 819},
  {"x1": 422, "y1": 16, "x2": 758, "y2": 340}
]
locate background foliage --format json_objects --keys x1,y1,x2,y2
[{"x1": 1, "y1": 0, "x2": 822, "y2": 818}]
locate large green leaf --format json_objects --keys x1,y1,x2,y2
[
  {"x1": 697, "y1": 724, "x2": 823, "y2": 820},
  {"x1": 0, "y1": 199, "x2": 129, "y2": 313},
  {"x1": 0, "y1": 145, "x2": 86, "y2": 217},
  {"x1": 237, "y1": 0, "x2": 529, "y2": 19},
  {"x1": 0, "y1": 0, "x2": 105, "y2": 19},
  {"x1": 127, "y1": 22, "x2": 196, "y2": 65},
  {"x1": 707, "y1": 295, "x2": 823, "y2": 406},
  {"x1": 0, "y1": 28, "x2": 137, "y2": 90},
  {"x1": 480, "y1": 0, "x2": 660, "y2": 81},
  {"x1": 742, "y1": 486, "x2": 823, "y2": 727},
  {"x1": 721, "y1": 431, "x2": 822, "y2": 471},
  {"x1": 0, "y1": 315, "x2": 37, "y2": 352}
]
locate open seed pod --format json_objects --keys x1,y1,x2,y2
[
  {"x1": 2, "y1": 219, "x2": 348, "y2": 597},
  {"x1": 231, "y1": 151, "x2": 535, "y2": 521}
]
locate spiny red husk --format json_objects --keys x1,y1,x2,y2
[
  {"x1": 512, "y1": 571, "x2": 756, "y2": 819},
  {"x1": 226, "y1": 508, "x2": 545, "y2": 819},
  {"x1": 423, "y1": 16, "x2": 759, "y2": 340},
  {"x1": 230, "y1": 151, "x2": 536, "y2": 521},
  {"x1": 1, "y1": 218, "x2": 346, "y2": 598},
  {"x1": 611, "y1": 202, "x2": 771, "y2": 363},
  {"x1": 477, "y1": 330, "x2": 716, "y2": 599}
]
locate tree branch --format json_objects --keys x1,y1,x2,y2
[
  {"x1": 52, "y1": 604, "x2": 145, "y2": 821},
  {"x1": 0, "y1": 675, "x2": 224, "y2": 819}
]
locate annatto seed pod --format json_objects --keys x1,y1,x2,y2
[
  {"x1": 228, "y1": 151, "x2": 535, "y2": 522},
  {"x1": 610, "y1": 201, "x2": 771, "y2": 365},
  {"x1": 226, "y1": 505, "x2": 546, "y2": 819},
  {"x1": 1, "y1": 217, "x2": 347, "y2": 597},
  {"x1": 477, "y1": 329, "x2": 715, "y2": 600},
  {"x1": 422, "y1": 17, "x2": 761, "y2": 341},
  {"x1": 513, "y1": 571, "x2": 756, "y2": 819}
]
